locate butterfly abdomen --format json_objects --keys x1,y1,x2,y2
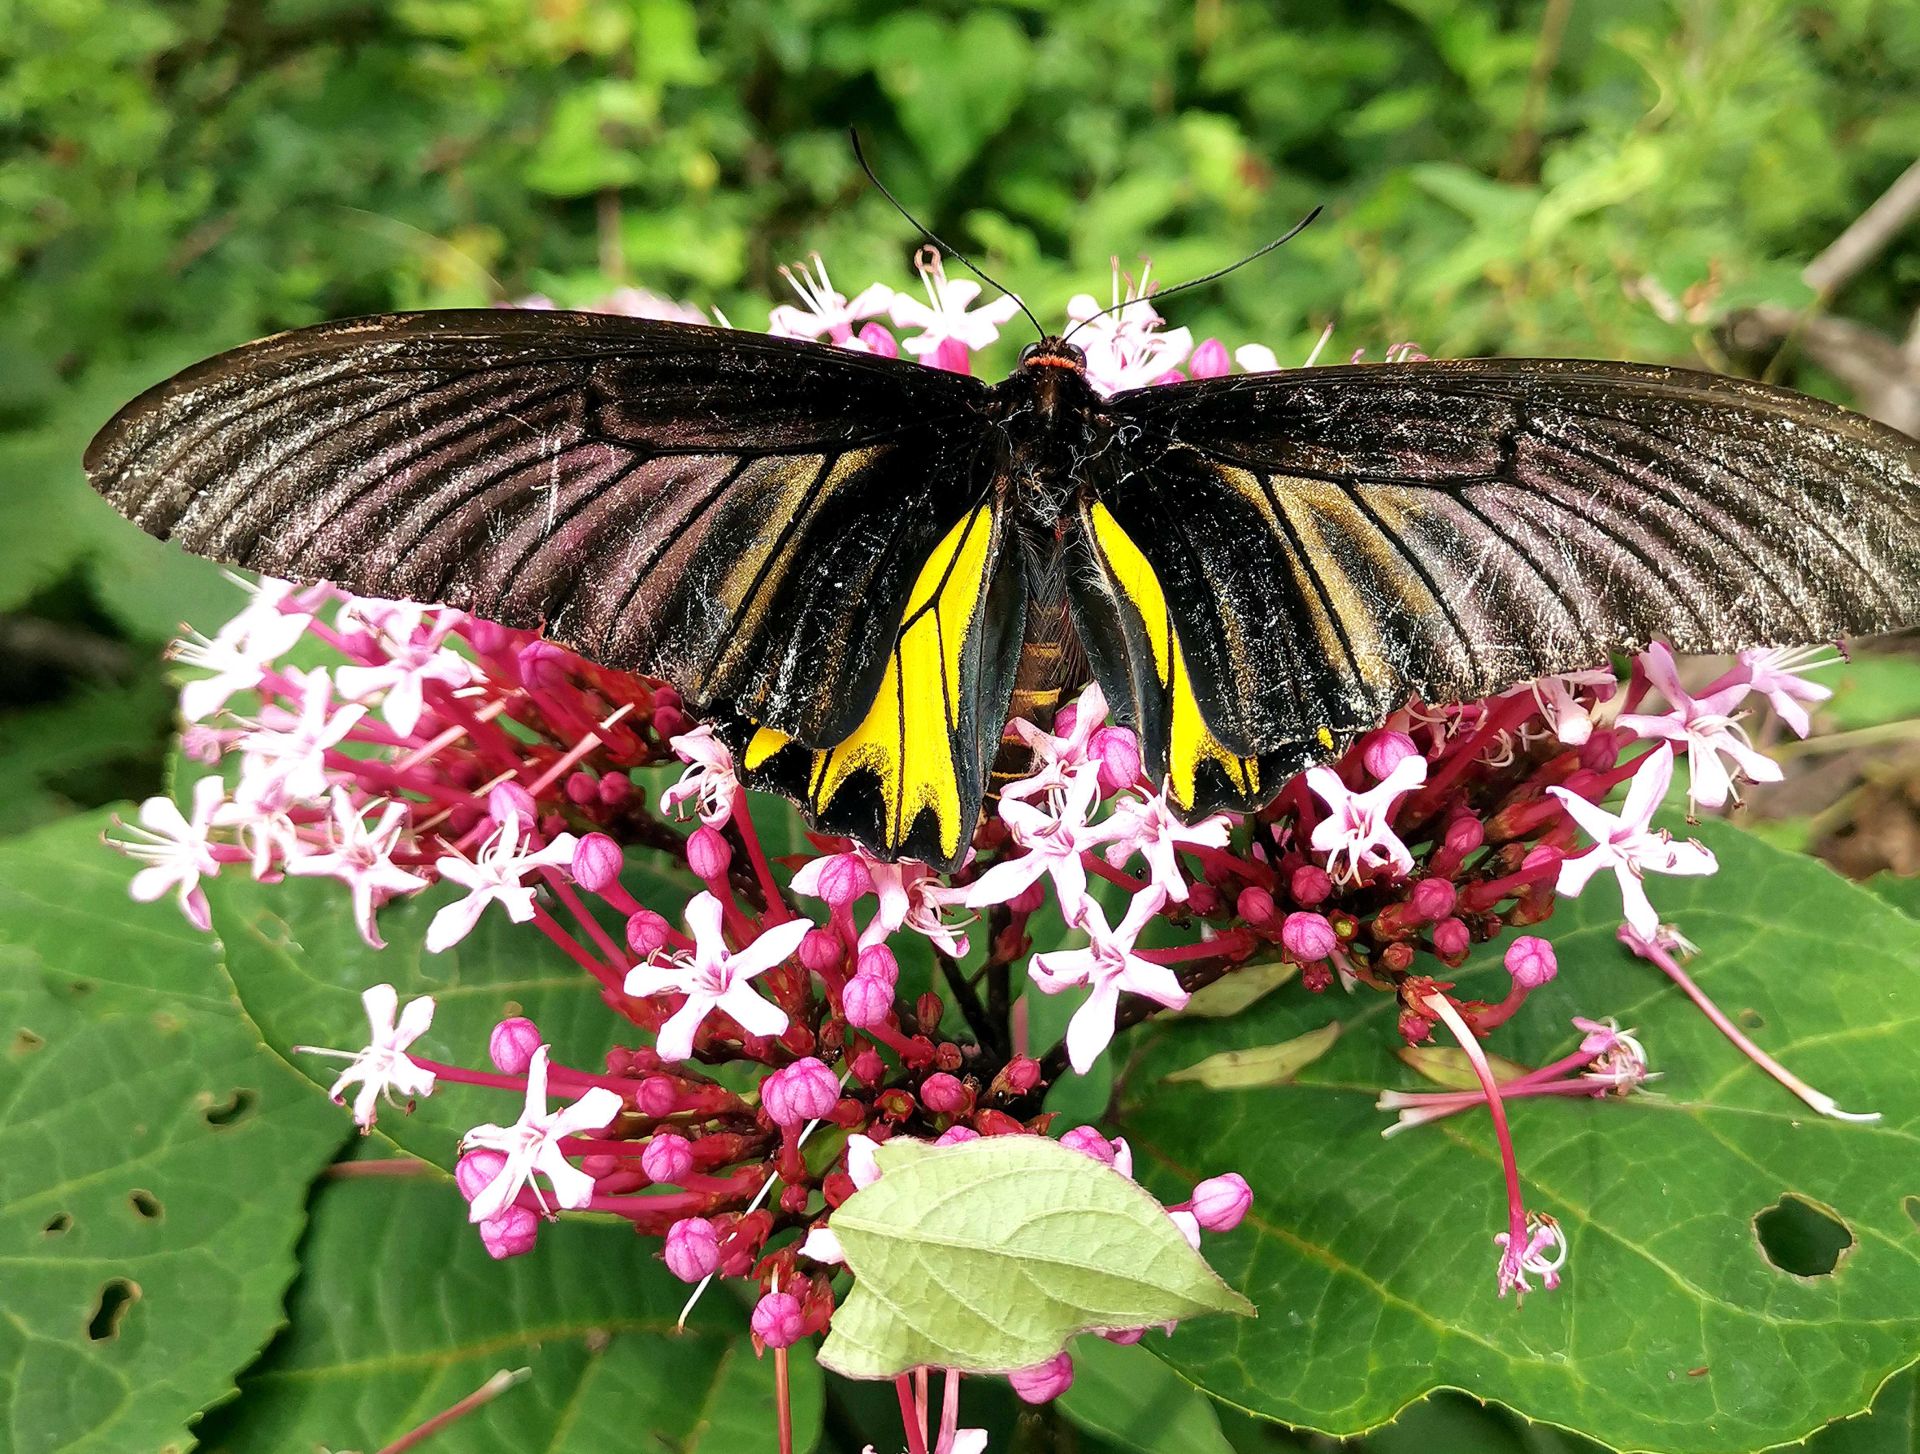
[{"x1": 992, "y1": 574, "x2": 1085, "y2": 792}]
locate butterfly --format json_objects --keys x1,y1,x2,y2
[{"x1": 85, "y1": 308, "x2": 1920, "y2": 869}]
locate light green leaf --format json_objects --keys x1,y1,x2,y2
[
  {"x1": 1164, "y1": 1023, "x2": 1341, "y2": 1089},
  {"x1": 1118, "y1": 820, "x2": 1920, "y2": 1453},
  {"x1": 1055, "y1": 1336, "x2": 1234, "y2": 1454},
  {"x1": 820, "y1": 1136, "x2": 1252, "y2": 1380},
  {"x1": 193, "y1": 1174, "x2": 822, "y2": 1453},
  {"x1": 0, "y1": 812, "x2": 343, "y2": 1454},
  {"x1": 1182, "y1": 958, "x2": 1298, "y2": 1018},
  {"x1": 1396, "y1": 1045, "x2": 1533, "y2": 1091}
]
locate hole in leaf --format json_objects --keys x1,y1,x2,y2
[
  {"x1": 1736, "y1": 1008, "x2": 1764, "y2": 1030},
  {"x1": 44, "y1": 1213, "x2": 72, "y2": 1236},
  {"x1": 129, "y1": 1190, "x2": 162, "y2": 1220},
  {"x1": 202, "y1": 1088, "x2": 258, "y2": 1128},
  {"x1": 87, "y1": 1279, "x2": 140, "y2": 1341},
  {"x1": 63, "y1": 978, "x2": 96, "y2": 998},
  {"x1": 1903, "y1": 1195, "x2": 1920, "y2": 1231},
  {"x1": 11, "y1": 1029, "x2": 45, "y2": 1056},
  {"x1": 1755, "y1": 1194, "x2": 1853, "y2": 1276}
]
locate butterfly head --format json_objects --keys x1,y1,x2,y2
[{"x1": 1018, "y1": 339, "x2": 1087, "y2": 373}]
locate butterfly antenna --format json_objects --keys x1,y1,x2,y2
[
  {"x1": 1060, "y1": 205, "x2": 1325, "y2": 344},
  {"x1": 849, "y1": 129, "x2": 1047, "y2": 341}
]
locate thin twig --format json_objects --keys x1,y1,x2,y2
[
  {"x1": 1804, "y1": 158, "x2": 1920, "y2": 295},
  {"x1": 374, "y1": 1367, "x2": 531, "y2": 1453}
]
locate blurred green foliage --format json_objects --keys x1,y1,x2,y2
[{"x1": 3, "y1": 3, "x2": 1919, "y2": 1447}]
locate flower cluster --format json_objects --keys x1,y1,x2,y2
[{"x1": 112, "y1": 259, "x2": 1858, "y2": 1449}]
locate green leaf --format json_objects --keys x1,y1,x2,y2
[
  {"x1": 193, "y1": 1174, "x2": 822, "y2": 1453},
  {"x1": 1802, "y1": 1367, "x2": 1919, "y2": 1454},
  {"x1": 820, "y1": 1136, "x2": 1252, "y2": 1380},
  {"x1": 1817, "y1": 653, "x2": 1920, "y2": 734},
  {"x1": 1163, "y1": 1023, "x2": 1341, "y2": 1089},
  {"x1": 1182, "y1": 958, "x2": 1298, "y2": 1018},
  {"x1": 868, "y1": 13, "x2": 1033, "y2": 181},
  {"x1": 1055, "y1": 1336, "x2": 1235, "y2": 1454},
  {"x1": 206, "y1": 867, "x2": 664, "y2": 1172},
  {"x1": 1397, "y1": 1045, "x2": 1534, "y2": 1091},
  {"x1": 0, "y1": 812, "x2": 343, "y2": 1454},
  {"x1": 1864, "y1": 873, "x2": 1920, "y2": 919},
  {"x1": 1117, "y1": 820, "x2": 1920, "y2": 1453}
]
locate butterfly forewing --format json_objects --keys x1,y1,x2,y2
[{"x1": 1080, "y1": 357, "x2": 1920, "y2": 807}]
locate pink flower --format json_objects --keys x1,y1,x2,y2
[
  {"x1": 234, "y1": 667, "x2": 366, "y2": 809},
  {"x1": 285, "y1": 789, "x2": 429, "y2": 948},
  {"x1": 1513, "y1": 669, "x2": 1618, "y2": 746},
  {"x1": 965, "y1": 766, "x2": 1113, "y2": 920},
  {"x1": 459, "y1": 1046, "x2": 623, "y2": 1220},
  {"x1": 1305, "y1": 754, "x2": 1427, "y2": 882},
  {"x1": 767, "y1": 253, "x2": 896, "y2": 345},
  {"x1": 333, "y1": 605, "x2": 473, "y2": 736},
  {"x1": 1504, "y1": 936, "x2": 1558, "y2": 989},
  {"x1": 116, "y1": 777, "x2": 228, "y2": 931},
  {"x1": 1065, "y1": 263, "x2": 1194, "y2": 394},
  {"x1": 641, "y1": 1130, "x2": 695, "y2": 1183},
  {"x1": 848, "y1": 852, "x2": 972, "y2": 958},
  {"x1": 623, "y1": 892, "x2": 806, "y2": 1061},
  {"x1": 1617, "y1": 644, "x2": 1781, "y2": 810},
  {"x1": 292, "y1": 983, "x2": 438, "y2": 1130},
  {"x1": 1188, "y1": 1173, "x2": 1252, "y2": 1232},
  {"x1": 1737, "y1": 645, "x2": 1836, "y2": 739},
  {"x1": 665, "y1": 1217, "x2": 721, "y2": 1281},
  {"x1": 1001, "y1": 683, "x2": 1108, "y2": 804},
  {"x1": 1495, "y1": 1213, "x2": 1568, "y2": 1298},
  {"x1": 751, "y1": 1289, "x2": 806, "y2": 1348},
  {"x1": 489, "y1": 1016, "x2": 542, "y2": 1074},
  {"x1": 169, "y1": 585, "x2": 313, "y2": 722},
  {"x1": 426, "y1": 811, "x2": 580, "y2": 952},
  {"x1": 1008, "y1": 1350, "x2": 1075, "y2": 1403},
  {"x1": 1103, "y1": 786, "x2": 1232, "y2": 904},
  {"x1": 1030, "y1": 887, "x2": 1186, "y2": 1073},
  {"x1": 661, "y1": 725, "x2": 739, "y2": 828},
  {"x1": 890, "y1": 247, "x2": 1024, "y2": 355},
  {"x1": 1547, "y1": 746, "x2": 1717, "y2": 937}
]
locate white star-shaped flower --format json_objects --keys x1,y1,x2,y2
[
  {"x1": 1305, "y1": 754, "x2": 1427, "y2": 883},
  {"x1": 293, "y1": 983, "x2": 438, "y2": 1131},
  {"x1": 460, "y1": 1045, "x2": 622, "y2": 1219},
  {"x1": 623, "y1": 892, "x2": 806, "y2": 1061},
  {"x1": 286, "y1": 789, "x2": 430, "y2": 947},
  {"x1": 1546, "y1": 745, "x2": 1718, "y2": 937},
  {"x1": 426, "y1": 810, "x2": 579, "y2": 952},
  {"x1": 1030, "y1": 887, "x2": 1185, "y2": 1074}
]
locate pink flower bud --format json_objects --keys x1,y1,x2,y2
[
  {"x1": 564, "y1": 771, "x2": 599, "y2": 805},
  {"x1": 488, "y1": 781, "x2": 537, "y2": 826},
  {"x1": 1089, "y1": 726, "x2": 1142, "y2": 795},
  {"x1": 1281, "y1": 911, "x2": 1338, "y2": 962},
  {"x1": 456, "y1": 1148, "x2": 507, "y2": 1203},
  {"x1": 1521, "y1": 844, "x2": 1563, "y2": 873},
  {"x1": 851, "y1": 1048, "x2": 885, "y2": 1085},
  {"x1": 1186, "y1": 882, "x2": 1221, "y2": 915},
  {"x1": 842, "y1": 972, "x2": 894, "y2": 1028},
  {"x1": 1289, "y1": 864, "x2": 1332, "y2": 906},
  {"x1": 935, "y1": 1125, "x2": 980, "y2": 1146},
  {"x1": 641, "y1": 1130, "x2": 695, "y2": 1184},
  {"x1": 1445, "y1": 815, "x2": 1485, "y2": 856},
  {"x1": 751, "y1": 1290, "x2": 807, "y2": 1348},
  {"x1": 816, "y1": 853, "x2": 874, "y2": 907},
  {"x1": 1505, "y1": 935, "x2": 1558, "y2": 989},
  {"x1": 799, "y1": 928, "x2": 843, "y2": 974},
  {"x1": 463, "y1": 619, "x2": 511, "y2": 655},
  {"x1": 599, "y1": 772, "x2": 632, "y2": 806},
  {"x1": 663, "y1": 1217, "x2": 720, "y2": 1281},
  {"x1": 1236, "y1": 886, "x2": 1276, "y2": 925},
  {"x1": 920, "y1": 1072, "x2": 968, "y2": 1114},
  {"x1": 1398, "y1": 1010, "x2": 1434, "y2": 1045},
  {"x1": 517, "y1": 641, "x2": 572, "y2": 692},
  {"x1": 763, "y1": 1057, "x2": 840, "y2": 1127},
  {"x1": 635, "y1": 1074, "x2": 681, "y2": 1118},
  {"x1": 1189, "y1": 1172, "x2": 1252, "y2": 1232},
  {"x1": 1053, "y1": 702, "x2": 1081, "y2": 739},
  {"x1": 1100, "y1": 1326, "x2": 1146, "y2": 1346},
  {"x1": 1059, "y1": 1125, "x2": 1117, "y2": 1165},
  {"x1": 688, "y1": 826, "x2": 732, "y2": 881},
  {"x1": 1008, "y1": 1351, "x2": 1074, "y2": 1404},
  {"x1": 571, "y1": 833, "x2": 623, "y2": 892},
  {"x1": 1189, "y1": 337, "x2": 1231, "y2": 378},
  {"x1": 1433, "y1": 917, "x2": 1471, "y2": 959},
  {"x1": 855, "y1": 944, "x2": 900, "y2": 987},
  {"x1": 1408, "y1": 878, "x2": 1456, "y2": 923},
  {"x1": 930, "y1": 337, "x2": 972, "y2": 375},
  {"x1": 488, "y1": 1017, "x2": 542, "y2": 1075},
  {"x1": 1361, "y1": 730, "x2": 1420, "y2": 780},
  {"x1": 858, "y1": 322, "x2": 899, "y2": 357},
  {"x1": 1008, "y1": 880, "x2": 1047, "y2": 914},
  {"x1": 653, "y1": 704, "x2": 692, "y2": 739},
  {"x1": 479, "y1": 1204, "x2": 539, "y2": 1260},
  {"x1": 1002, "y1": 1056, "x2": 1042, "y2": 1094},
  {"x1": 626, "y1": 909, "x2": 671, "y2": 957}
]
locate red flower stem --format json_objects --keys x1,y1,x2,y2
[
  {"x1": 729, "y1": 789, "x2": 791, "y2": 921},
  {"x1": 1082, "y1": 854, "x2": 1147, "y2": 894},
  {"x1": 408, "y1": 1056, "x2": 639, "y2": 1096},
  {"x1": 543, "y1": 872, "x2": 631, "y2": 974},
  {"x1": 524, "y1": 703, "x2": 636, "y2": 796},
  {"x1": 776, "y1": 1343, "x2": 794, "y2": 1454},
  {"x1": 1140, "y1": 929, "x2": 1256, "y2": 964},
  {"x1": 1632, "y1": 933, "x2": 1879, "y2": 1121},
  {"x1": 897, "y1": 1375, "x2": 929, "y2": 1454},
  {"x1": 1422, "y1": 991, "x2": 1529, "y2": 1256},
  {"x1": 1188, "y1": 844, "x2": 1269, "y2": 886},
  {"x1": 530, "y1": 903, "x2": 626, "y2": 993},
  {"x1": 374, "y1": 1367, "x2": 531, "y2": 1454}
]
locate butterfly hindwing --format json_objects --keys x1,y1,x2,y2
[
  {"x1": 83, "y1": 309, "x2": 994, "y2": 750},
  {"x1": 1081, "y1": 357, "x2": 1920, "y2": 809},
  {"x1": 724, "y1": 498, "x2": 1023, "y2": 869}
]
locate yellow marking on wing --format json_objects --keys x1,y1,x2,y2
[
  {"x1": 804, "y1": 507, "x2": 996, "y2": 858},
  {"x1": 1270, "y1": 478, "x2": 1404, "y2": 689},
  {"x1": 745, "y1": 725, "x2": 791, "y2": 770},
  {"x1": 1317, "y1": 725, "x2": 1335, "y2": 751},
  {"x1": 1087, "y1": 504, "x2": 1259, "y2": 808}
]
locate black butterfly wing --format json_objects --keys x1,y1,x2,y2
[
  {"x1": 1075, "y1": 357, "x2": 1920, "y2": 814},
  {"x1": 86, "y1": 309, "x2": 1022, "y2": 865}
]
